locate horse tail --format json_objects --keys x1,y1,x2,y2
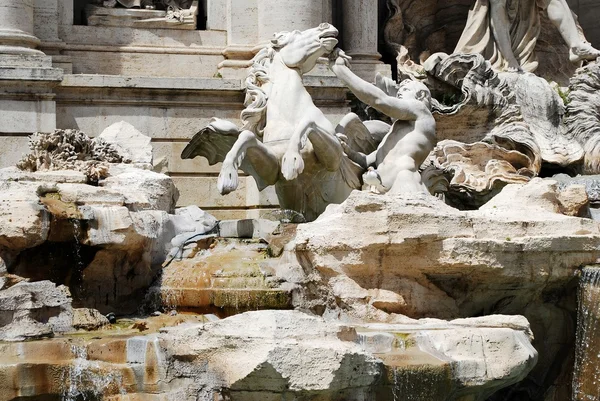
[{"x1": 241, "y1": 47, "x2": 274, "y2": 137}]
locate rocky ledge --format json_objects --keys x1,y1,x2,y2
[
  {"x1": 0, "y1": 310, "x2": 536, "y2": 401},
  {"x1": 278, "y1": 178, "x2": 599, "y2": 399}
]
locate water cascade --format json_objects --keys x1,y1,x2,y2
[
  {"x1": 574, "y1": 266, "x2": 600, "y2": 401},
  {"x1": 61, "y1": 343, "x2": 126, "y2": 401}
]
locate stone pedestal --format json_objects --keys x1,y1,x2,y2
[
  {"x1": 342, "y1": 0, "x2": 390, "y2": 82},
  {"x1": 0, "y1": 0, "x2": 63, "y2": 167}
]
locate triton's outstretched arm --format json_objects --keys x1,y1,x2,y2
[{"x1": 329, "y1": 50, "x2": 426, "y2": 121}]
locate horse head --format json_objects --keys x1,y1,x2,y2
[{"x1": 271, "y1": 23, "x2": 339, "y2": 74}]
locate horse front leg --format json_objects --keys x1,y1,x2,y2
[
  {"x1": 218, "y1": 130, "x2": 279, "y2": 195},
  {"x1": 281, "y1": 114, "x2": 343, "y2": 181}
]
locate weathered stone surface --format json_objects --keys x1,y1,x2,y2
[
  {"x1": 0, "y1": 280, "x2": 72, "y2": 341},
  {"x1": 162, "y1": 310, "x2": 381, "y2": 398},
  {"x1": 556, "y1": 184, "x2": 590, "y2": 217},
  {"x1": 482, "y1": 178, "x2": 587, "y2": 216},
  {"x1": 280, "y1": 184, "x2": 600, "y2": 399},
  {"x1": 159, "y1": 238, "x2": 292, "y2": 313},
  {"x1": 0, "y1": 167, "x2": 87, "y2": 184},
  {"x1": 102, "y1": 165, "x2": 179, "y2": 212},
  {"x1": 97, "y1": 121, "x2": 153, "y2": 165},
  {"x1": 0, "y1": 179, "x2": 49, "y2": 253},
  {"x1": 0, "y1": 162, "x2": 181, "y2": 315},
  {"x1": 159, "y1": 310, "x2": 535, "y2": 401},
  {"x1": 286, "y1": 183, "x2": 600, "y2": 320},
  {"x1": 0, "y1": 310, "x2": 536, "y2": 401},
  {"x1": 72, "y1": 308, "x2": 109, "y2": 331},
  {"x1": 552, "y1": 174, "x2": 600, "y2": 207}
]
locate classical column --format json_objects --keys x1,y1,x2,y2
[
  {"x1": 257, "y1": 0, "x2": 333, "y2": 76},
  {"x1": 257, "y1": 0, "x2": 329, "y2": 44},
  {"x1": 342, "y1": 0, "x2": 389, "y2": 82},
  {"x1": 220, "y1": 0, "x2": 332, "y2": 78},
  {"x1": 0, "y1": 0, "x2": 62, "y2": 167},
  {"x1": 0, "y1": 0, "x2": 44, "y2": 56}
]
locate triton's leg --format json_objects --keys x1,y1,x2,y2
[
  {"x1": 386, "y1": 155, "x2": 428, "y2": 195},
  {"x1": 489, "y1": 0, "x2": 522, "y2": 71},
  {"x1": 546, "y1": 0, "x2": 600, "y2": 62}
]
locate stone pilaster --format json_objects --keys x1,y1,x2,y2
[
  {"x1": 341, "y1": 0, "x2": 390, "y2": 82},
  {"x1": 217, "y1": 0, "x2": 259, "y2": 78},
  {"x1": 0, "y1": 0, "x2": 62, "y2": 166},
  {"x1": 257, "y1": 0, "x2": 329, "y2": 44},
  {"x1": 219, "y1": 0, "x2": 333, "y2": 78}
]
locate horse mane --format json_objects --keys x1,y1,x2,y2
[{"x1": 241, "y1": 31, "x2": 294, "y2": 137}]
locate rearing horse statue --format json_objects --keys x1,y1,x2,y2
[{"x1": 182, "y1": 24, "x2": 383, "y2": 221}]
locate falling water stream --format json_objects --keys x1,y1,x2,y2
[
  {"x1": 71, "y1": 219, "x2": 86, "y2": 298},
  {"x1": 573, "y1": 266, "x2": 600, "y2": 401},
  {"x1": 61, "y1": 343, "x2": 126, "y2": 401}
]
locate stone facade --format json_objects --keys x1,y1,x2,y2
[
  {"x1": 2, "y1": 0, "x2": 390, "y2": 219},
  {"x1": 1, "y1": 0, "x2": 600, "y2": 218}
]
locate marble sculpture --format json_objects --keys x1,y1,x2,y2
[
  {"x1": 182, "y1": 23, "x2": 442, "y2": 219},
  {"x1": 184, "y1": 24, "x2": 386, "y2": 220},
  {"x1": 455, "y1": 0, "x2": 600, "y2": 72},
  {"x1": 330, "y1": 49, "x2": 436, "y2": 195}
]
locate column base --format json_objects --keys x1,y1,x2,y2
[
  {"x1": 217, "y1": 45, "x2": 255, "y2": 79},
  {"x1": 0, "y1": 54, "x2": 52, "y2": 68},
  {"x1": 0, "y1": 29, "x2": 43, "y2": 55}
]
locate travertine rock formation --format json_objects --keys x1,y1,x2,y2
[
  {"x1": 0, "y1": 310, "x2": 538, "y2": 401},
  {"x1": 97, "y1": 121, "x2": 153, "y2": 165},
  {"x1": 286, "y1": 180, "x2": 597, "y2": 320},
  {"x1": 0, "y1": 278, "x2": 108, "y2": 341},
  {"x1": 279, "y1": 180, "x2": 598, "y2": 398},
  {"x1": 1, "y1": 139, "x2": 179, "y2": 315}
]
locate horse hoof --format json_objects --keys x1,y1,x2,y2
[
  {"x1": 281, "y1": 151, "x2": 304, "y2": 181},
  {"x1": 218, "y1": 163, "x2": 239, "y2": 194}
]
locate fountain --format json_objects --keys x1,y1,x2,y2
[
  {"x1": 574, "y1": 266, "x2": 600, "y2": 401},
  {"x1": 3, "y1": 0, "x2": 600, "y2": 398}
]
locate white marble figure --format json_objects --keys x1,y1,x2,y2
[
  {"x1": 455, "y1": 0, "x2": 600, "y2": 72},
  {"x1": 182, "y1": 24, "x2": 381, "y2": 221},
  {"x1": 329, "y1": 50, "x2": 437, "y2": 195}
]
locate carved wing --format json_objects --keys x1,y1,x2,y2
[
  {"x1": 181, "y1": 118, "x2": 271, "y2": 191},
  {"x1": 335, "y1": 113, "x2": 389, "y2": 155},
  {"x1": 181, "y1": 118, "x2": 240, "y2": 164}
]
